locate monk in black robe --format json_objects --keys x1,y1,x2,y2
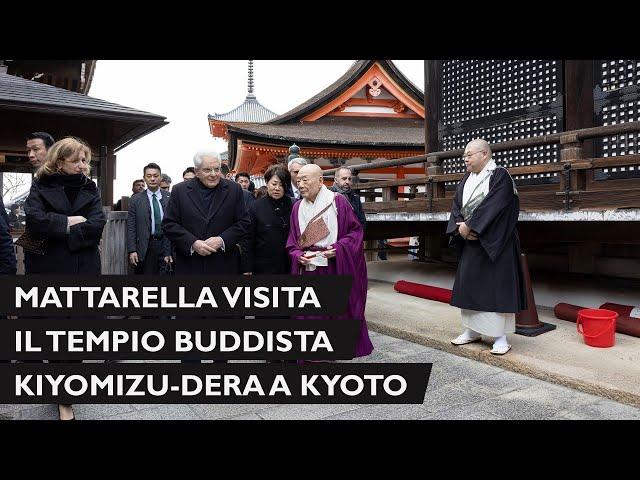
[{"x1": 446, "y1": 139, "x2": 526, "y2": 355}]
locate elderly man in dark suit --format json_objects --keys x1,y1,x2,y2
[
  {"x1": 162, "y1": 150, "x2": 250, "y2": 275},
  {"x1": 127, "y1": 162, "x2": 172, "y2": 274}
]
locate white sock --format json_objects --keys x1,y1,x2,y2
[
  {"x1": 493, "y1": 335, "x2": 508, "y2": 349},
  {"x1": 461, "y1": 328, "x2": 481, "y2": 340}
]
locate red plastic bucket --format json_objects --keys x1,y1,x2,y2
[{"x1": 576, "y1": 309, "x2": 618, "y2": 348}]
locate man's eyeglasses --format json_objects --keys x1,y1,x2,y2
[
  {"x1": 462, "y1": 150, "x2": 486, "y2": 160},
  {"x1": 199, "y1": 167, "x2": 221, "y2": 175}
]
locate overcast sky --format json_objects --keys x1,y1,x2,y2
[{"x1": 88, "y1": 60, "x2": 425, "y2": 201}]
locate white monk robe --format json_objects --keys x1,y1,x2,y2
[
  {"x1": 460, "y1": 159, "x2": 515, "y2": 337},
  {"x1": 297, "y1": 185, "x2": 338, "y2": 271}
]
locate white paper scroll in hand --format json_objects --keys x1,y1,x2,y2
[{"x1": 303, "y1": 250, "x2": 328, "y2": 271}]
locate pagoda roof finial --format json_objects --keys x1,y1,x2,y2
[
  {"x1": 247, "y1": 60, "x2": 255, "y2": 97},
  {"x1": 208, "y1": 59, "x2": 277, "y2": 123}
]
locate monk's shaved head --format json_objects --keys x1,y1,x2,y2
[
  {"x1": 298, "y1": 163, "x2": 323, "y2": 178},
  {"x1": 463, "y1": 138, "x2": 492, "y2": 174},
  {"x1": 466, "y1": 138, "x2": 492, "y2": 158},
  {"x1": 297, "y1": 164, "x2": 324, "y2": 201}
]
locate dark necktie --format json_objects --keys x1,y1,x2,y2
[{"x1": 152, "y1": 192, "x2": 162, "y2": 236}]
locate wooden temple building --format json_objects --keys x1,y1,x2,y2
[
  {"x1": 0, "y1": 60, "x2": 168, "y2": 207},
  {"x1": 209, "y1": 60, "x2": 426, "y2": 184},
  {"x1": 210, "y1": 60, "x2": 640, "y2": 281}
]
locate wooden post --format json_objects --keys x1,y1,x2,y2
[
  {"x1": 424, "y1": 60, "x2": 441, "y2": 155},
  {"x1": 560, "y1": 133, "x2": 586, "y2": 191},
  {"x1": 364, "y1": 239, "x2": 377, "y2": 262},
  {"x1": 382, "y1": 186, "x2": 398, "y2": 202},
  {"x1": 417, "y1": 235, "x2": 426, "y2": 261},
  {"x1": 568, "y1": 242, "x2": 600, "y2": 274},
  {"x1": 98, "y1": 145, "x2": 109, "y2": 205},
  {"x1": 425, "y1": 60, "x2": 442, "y2": 203},
  {"x1": 426, "y1": 154, "x2": 445, "y2": 201},
  {"x1": 422, "y1": 234, "x2": 442, "y2": 260},
  {"x1": 105, "y1": 150, "x2": 115, "y2": 207},
  {"x1": 564, "y1": 60, "x2": 595, "y2": 159}
]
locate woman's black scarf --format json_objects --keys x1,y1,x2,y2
[{"x1": 45, "y1": 173, "x2": 92, "y2": 206}]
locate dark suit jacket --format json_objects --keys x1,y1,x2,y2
[
  {"x1": 24, "y1": 175, "x2": 105, "y2": 274},
  {"x1": 0, "y1": 196, "x2": 16, "y2": 274},
  {"x1": 127, "y1": 189, "x2": 171, "y2": 262},
  {"x1": 162, "y1": 177, "x2": 250, "y2": 274},
  {"x1": 242, "y1": 189, "x2": 256, "y2": 210},
  {"x1": 330, "y1": 185, "x2": 367, "y2": 230}
]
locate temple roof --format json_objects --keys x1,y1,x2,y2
[
  {"x1": 227, "y1": 116, "x2": 424, "y2": 147},
  {"x1": 208, "y1": 60, "x2": 277, "y2": 123},
  {"x1": 0, "y1": 71, "x2": 164, "y2": 119},
  {"x1": 267, "y1": 60, "x2": 424, "y2": 125},
  {"x1": 0, "y1": 71, "x2": 168, "y2": 151},
  {"x1": 208, "y1": 95, "x2": 277, "y2": 123}
]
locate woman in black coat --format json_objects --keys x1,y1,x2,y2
[
  {"x1": 241, "y1": 165, "x2": 293, "y2": 275},
  {"x1": 24, "y1": 137, "x2": 106, "y2": 420}
]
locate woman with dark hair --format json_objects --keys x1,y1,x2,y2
[
  {"x1": 24, "y1": 137, "x2": 106, "y2": 420},
  {"x1": 240, "y1": 165, "x2": 292, "y2": 275}
]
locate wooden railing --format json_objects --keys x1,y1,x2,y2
[
  {"x1": 100, "y1": 210, "x2": 129, "y2": 274},
  {"x1": 324, "y1": 121, "x2": 640, "y2": 214}
]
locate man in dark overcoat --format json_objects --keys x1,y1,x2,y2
[{"x1": 162, "y1": 150, "x2": 250, "y2": 275}]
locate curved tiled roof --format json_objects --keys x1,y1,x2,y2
[
  {"x1": 0, "y1": 71, "x2": 168, "y2": 152},
  {"x1": 227, "y1": 116, "x2": 424, "y2": 147},
  {"x1": 0, "y1": 71, "x2": 165, "y2": 120},
  {"x1": 208, "y1": 94, "x2": 277, "y2": 123},
  {"x1": 267, "y1": 60, "x2": 424, "y2": 125}
]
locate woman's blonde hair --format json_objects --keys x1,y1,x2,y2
[{"x1": 36, "y1": 137, "x2": 92, "y2": 178}]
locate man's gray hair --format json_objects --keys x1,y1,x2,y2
[
  {"x1": 287, "y1": 157, "x2": 308, "y2": 170},
  {"x1": 161, "y1": 173, "x2": 172, "y2": 183},
  {"x1": 193, "y1": 150, "x2": 221, "y2": 168}
]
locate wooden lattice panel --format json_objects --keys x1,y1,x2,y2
[
  {"x1": 595, "y1": 60, "x2": 640, "y2": 180},
  {"x1": 600, "y1": 60, "x2": 640, "y2": 92},
  {"x1": 441, "y1": 60, "x2": 560, "y2": 126}
]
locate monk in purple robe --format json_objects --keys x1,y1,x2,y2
[{"x1": 285, "y1": 164, "x2": 374, "y2": 358}]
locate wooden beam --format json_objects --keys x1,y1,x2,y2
[{"x1": 353, "y1": 177, "x2": 428, "y2": 189}]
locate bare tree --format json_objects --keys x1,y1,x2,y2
[{"x1": 2, "y1": 172, "x2": 31, "y2": 201}]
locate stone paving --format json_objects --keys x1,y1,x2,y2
[{"x1": 2, "y1": 331, "x2": 640, "y2": 420}]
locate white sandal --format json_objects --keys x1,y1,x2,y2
[
  {"x1": 490, "y1": 344, "x2": 512, "y2": 355},
  {"x1": 451, "y1": 335, "x2": 482, "y2": 346}
]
